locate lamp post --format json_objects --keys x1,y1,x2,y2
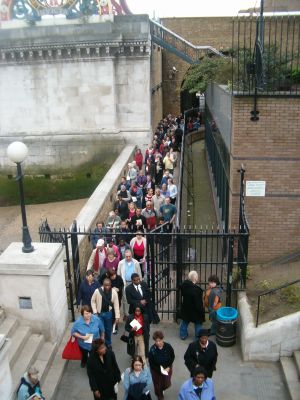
[{"x1": 7, "y1": 141, "x2": 34, "y2": 253}]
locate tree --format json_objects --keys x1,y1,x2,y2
[{"x1": 181, "y1": 57, "x2": 232, "y2": 94}]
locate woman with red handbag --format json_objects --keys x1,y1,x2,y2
[{"x1": 71, "y1": 305, "x2": 105, "y2": 368}]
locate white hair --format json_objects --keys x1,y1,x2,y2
[{"x1": 188, "y1": 270, "x2": 198, "y2": 283}]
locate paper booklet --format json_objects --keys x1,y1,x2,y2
[
  {"x1": 129, "y1": 318, "x2": 142, "y2": 331},
  {"x1": 84, "y1": 333, "x2": 94, "y2": 343},
  {"x1": 160, "y1": 366, "x2": 169, "y2": 375}
]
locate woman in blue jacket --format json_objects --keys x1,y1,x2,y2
[
  {"x1": 123, "y1": 355, "x2": 152, "y2": 400},
  {"x1": 178, "y1": 366, "x2": 216, "y2": 400}
]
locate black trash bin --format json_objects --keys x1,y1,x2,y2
[{"x1": 216, "y1": 307, "x2": 238, "y2": 347}]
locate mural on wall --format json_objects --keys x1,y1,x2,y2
[{"x1": 0, "y1": 0, "x2": 132, "y2": 21}]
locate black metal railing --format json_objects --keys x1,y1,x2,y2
[
  {"x1": 232, "y1": 16, "x2": 300, "y2": 95},
  {"x1": 39, "y1": 224, "x2": 249, "y2": 320},
  {"x1": 150, "y1": 19, "x2": 224, "y2": 64},
  {"x1": 205, "y1": 119, "x2": 230, "y2": 231},
  {"x1": 256, "y1": 279, "x2": 300, "y2": 327}
]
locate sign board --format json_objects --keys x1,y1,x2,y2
[
  {"x1": 246, "y1": 181, "x2": 266, "y2": 197},
  {"x1": 19, "y1": 297, "x2": 33, "y2": 309}
]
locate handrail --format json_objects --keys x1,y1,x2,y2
[
  {"x1": 256, "y1": 278, "x2": 300, "y2": 327},
  {"x1": 150, "y1": 19, "x2": 225, "y2": 58}
]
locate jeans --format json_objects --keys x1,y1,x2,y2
[
  {"x1": 209, "y1": 310, "x2": 217, "y2": 334},
  {"x1": 179, "y1": 320, "x2": 202, "y2": 339},
  {"x1": 99, "y1": 310, "x2": 113, "y2": 346}
]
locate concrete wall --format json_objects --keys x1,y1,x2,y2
[
  {"x1": 73, "y1": 144, "x2": 136, "y2": 272},
  {"x1": 0, "y1": 242, "x2": 68, "y2": 342},
  {"x1": 150, "y1": 43, "x2": 163, "y2": 132},
  {"x1": 206, "y1": 83, "x2": 232, "y2": 152},
  {"x1": 238, "y1": 292, "x2": 300, "y2": 361},
  {"x1": 0, "y1": 15, "x2": 151, "y2": 170}
]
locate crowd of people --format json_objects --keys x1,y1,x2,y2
[
  {"x1": 17, "y1": 114, "x2": 218, "y2": 400},
  {"x1": 67, "y1": 267, "x2": 221, "y2": 400}
]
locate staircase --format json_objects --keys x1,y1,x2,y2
[
  {"x1": 0, "y1": 308, "x2": 70, "y2": 400},
  {"x1": 150, "y1": 19, "x2": 225, "y2": 64},
  {"x1": 280, "y1": 351, "x2": 300, "y2": 400}
]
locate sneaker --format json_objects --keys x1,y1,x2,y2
[
  {"x1": 113, "y1": 328, "x2": 118, "y2": 335},
  {"x1": 180, "y1": 336, "x2": 187, "y2": 340}
]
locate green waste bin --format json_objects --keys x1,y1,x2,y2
[{"x1": 216, "y1": 307, "x2": 238, "y2": 347}]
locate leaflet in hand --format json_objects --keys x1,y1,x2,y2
[
  {"x1": 130, "y1": 319, "x2": 142, "y2": 331},
  {"x1": 84, "y1": 334, "x2": 94, "y2": 343},
  {"x1": 160, "y1": 366, "x2": 169, "y2": 375}
]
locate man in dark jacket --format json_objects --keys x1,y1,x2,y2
[
  {"x1": 184, "y1": 329, "x2": 218, "y2": 378},
  {"x1": 77, "y1": 270, "x2": 99, "y2": 308},
  {"x1": 125, "y1": 273, "x2": 151, "y2": 315},
  {"x1": 179, "y1": 271, "x2": 205, "y2": 340}
]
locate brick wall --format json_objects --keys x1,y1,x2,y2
[
  {"x1": 160, "y1": 16, "x2": 298, "y2": 116},
  {"x1": 161, "y1": 17, "x2": 234, "y2": 115},
  {"x1": 229, "y1": 96, "x2": 300, "y2": 263}
]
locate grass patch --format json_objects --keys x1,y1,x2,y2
[{"x1": 0, "y1": 162, "x2": 110, "y2": 206}]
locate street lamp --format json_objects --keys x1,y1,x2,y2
[{"x1": 7, "y1": 141, "x2": 34, "y2": 253}]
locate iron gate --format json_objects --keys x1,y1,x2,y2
[{"x1": 40, "y1": 221, "x2": 248, "y2": 321}]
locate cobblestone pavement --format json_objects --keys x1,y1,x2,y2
[{"x1": 55, "y1": 321, "x2": 289, "y2": 400}]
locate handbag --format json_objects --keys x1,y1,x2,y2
[{"x1": 62, "y1": 337, "x2": 82, "y2": 360}]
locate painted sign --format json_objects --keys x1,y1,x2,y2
[{"x1": 245, "y1": 181, "x2": 266, "y2": 197}]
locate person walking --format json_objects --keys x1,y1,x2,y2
[
  {"x1": 179, "y1": 271, "x2": 205, "y2": 340},
  {"x1": 123, "y1": 355, "x2": 152, "y2": 400},
  {"x1": 99, "y1": 269, "x2": 124, "y2": 335},
  {"x1": 87, "y1": 338, "x2": 121, "y2": 400},
  {"x1": 71, "y1": 305, "x2": 105, "y2": 368},
  {"x1": 130, "y1": 232, "x2": 147, "y2": 277},
  {"x1": 77, "y1": 270, "x2": 99, "y2": 309},
  {"x1": 125, "y1": 306, "x2": 150, "y2": 364},
  {"x1": 178, "y1": 366, "x2": 216, "y2": 400},
  {"x1": 148, "y1": 331, "x2": 175, "y2": 400},
  {"x1": 184, "y1": 329, "x2": 218, "y2": 378},
  {"x1": 87, "y1": 239, "x2": 107, "y2": 278},
  {"x1": 125, "y1": 273, "x2": 151, "y2": 316},
  {"x1": 117, "y1": 249, "x2": 142, "y2": 320},
  {"x1": 91, "y1": 278, "x2": 120, "y2": 348},
  {"x1": 204, "y1": 275, "x2": 222, "y2": 335},
  {"x1": 17, "y1": 366, "x2": 45, "y2": 400}
]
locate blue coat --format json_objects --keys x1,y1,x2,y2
[
  {"x1": 178, "y1": 378, "x2": 216, "y2": 400},
  {"x1": 76, "y1": 278, "x2": 99, "y2": 307},
  {"x1": 71, "y1": 314, "x2": 104, "y2": 351}
]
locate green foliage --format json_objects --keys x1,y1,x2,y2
[
  {"x1": 280, "y1": 285, "x2": 300, "y2": 305},
  {"x1": 181, "y1": 57, "x2": 232, "y2": 94},
  {"x1": 291, "y1": 68, "x2": 300, "y2": 83},
  {"x1": 0, "y1": 162, "x2": 110, "y2": 206},
  {"x1": 182, "y1": 44, "x2": 299, "y2": 94}
]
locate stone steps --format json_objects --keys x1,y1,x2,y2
[
  {"x1": 8, "y1": 326, "x2": 31, "y2": 367},
  {"x1": 294, "y1": 351, "x2": 300, "y2": 378},
  {"x1": 41, "y1": 323, "x2": 72, "y2": 400},
  {"x1": 280, "y1": 354, "x2": 300, "y2": 400},
  {"x1": 11, "y1": 333, "x2": 45, "y2": 396},
  {"x1": 0, "y1": 313, "x2": 70, "y2": 399},
  {"x1": 0, "y1": 316, "x2": 19, "y2": 338}
]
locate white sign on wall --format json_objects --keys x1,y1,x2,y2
[{"x1": 246, "y1": 181, "x2": 266, "y2": 197}]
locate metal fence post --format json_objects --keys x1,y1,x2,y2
[
  {"x1": 176, "y1": 227, "x2": 183, "y2": 320},
  {"x1": 226, "y1": 236, "x2": 234, "y2": 307},
  {"x1": 65, "y1": 234, "x2": 75, "y2": 322}
]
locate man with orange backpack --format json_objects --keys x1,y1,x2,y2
[{"x1": 204, "y1": 275, "x2": 222, "y2": 335}]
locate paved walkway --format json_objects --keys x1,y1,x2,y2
[{"x1": 55, "y1": 321, "x2": 288, "y2": 400}]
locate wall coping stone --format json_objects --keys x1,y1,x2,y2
[{"x1": 238, "y1": 291, "x2": 300, "y2": 361}]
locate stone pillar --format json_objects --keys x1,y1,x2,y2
[
  {"x1": 0, "y1": 242, "x2": 68, "y2": 343},
  {"x1": 0, "y1": 335, "x2": 12, "y2": 399}
]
